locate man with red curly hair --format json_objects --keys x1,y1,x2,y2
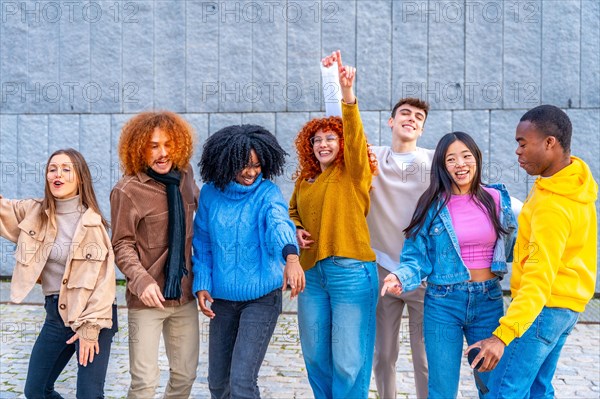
[{"x1": 110, "y1": 111, "x2": 200, "y2": 399}]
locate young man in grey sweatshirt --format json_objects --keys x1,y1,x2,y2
[{"x1": 369, "y1": 98, "x2": 433, "y2": 399}]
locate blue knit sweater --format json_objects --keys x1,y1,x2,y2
[{"x1": 192, "y1": 176, "x2": 299, "y2": 301}]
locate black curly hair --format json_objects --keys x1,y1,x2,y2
[{"x1": 200, "y1": 124, "x2": 288, "y2": 191}]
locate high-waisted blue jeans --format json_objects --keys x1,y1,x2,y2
[
  {"x1": 24, "y1": 295, "x2": 118, "y2": 399},
  {"x1": 423, "y1": 278, "x2": 504, "y2": 399},
  {"x1": 298, "y1": 256, "x2": 378, "y2": 399}
]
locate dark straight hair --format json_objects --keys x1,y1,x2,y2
[{"x1": 404, "y1": 132, "x2": 508, "y2": 239}]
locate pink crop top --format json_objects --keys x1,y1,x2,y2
[{"x1": 447, "y1": 187, "x2": 500, "y2": 269}]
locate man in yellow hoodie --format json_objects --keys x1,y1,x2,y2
[{"x1": 465, "y1": 104, "x2": 598, "y2": 398}]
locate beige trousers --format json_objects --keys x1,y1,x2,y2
[
  {"x1": 373, "y1": 264, "x2": 429, "y2": 399},
  {"x1": 127, "y1": 300, "x2": 200, "y2": 399}
]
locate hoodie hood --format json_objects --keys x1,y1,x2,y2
[{"x1": 535, "y1": 156, "x2": 598, "y2": 204}]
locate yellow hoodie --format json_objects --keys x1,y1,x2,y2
[{"x1": 493, "y1": 156, "x2": 598, "y2": 345}]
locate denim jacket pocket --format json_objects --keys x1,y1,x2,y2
[{"x1": 428, "y1": 222, "x2": 445, "y2": 236}]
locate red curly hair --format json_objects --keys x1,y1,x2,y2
[
  {"x1": 293, "y1": 116, "x2": 378, "y2": 181},
  {"x1": 118, "y1": 111, "x2": 195, "y2": 175}
]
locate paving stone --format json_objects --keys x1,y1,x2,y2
[{"x1": 1, "y1": 294, "x2": 598, "y2": 399}]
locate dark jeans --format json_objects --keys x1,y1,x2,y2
[
  {"x1": 24, "y1": 295, "x2": 118, "y2": 399},
  {"x1": 208, "y1": 289, "x2": 282, "y2": 399}
]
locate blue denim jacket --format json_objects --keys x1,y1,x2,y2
[{"x1": 393, "y1": 184, "x2": 518, "y2": 291}]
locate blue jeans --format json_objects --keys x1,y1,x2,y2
[
  {"x1": 208, "y1": 288, "x2": 282, "y2": 399},
  {"x1": 423, "y1": 278, "x2": 504, "y2": 399},
  {"x1": 487, "y1": 306, "x2": 579, "y2": 399},
  {"x1": 24, "y1": 295, "x2": 118, "y2": 399},
  {"x1": 298, "y1": 257, "x2": 378, "y2": 399}
]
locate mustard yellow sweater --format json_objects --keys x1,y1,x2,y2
[
  {"x1": 289, "y1": 101, "x2": 376, "y2": 270},
  {"x1": 493, "y1": 156, "x2": 598, "y2": 345}
]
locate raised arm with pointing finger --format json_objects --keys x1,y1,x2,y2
[{"x1": 289, "y1": 50, "x2": 380, "y2": 399}]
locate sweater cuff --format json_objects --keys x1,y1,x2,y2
[
  {"x1": 76, "y1": 323, "x2": 101, "y2": 342},
  {"x1": 492, "y1": 325, "x2": 516, "y2": 346},
  {"x1": 282, "y1": 244, "x2": 299, "y2": 260}
]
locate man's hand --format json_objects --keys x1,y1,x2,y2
[
  {"x1": 283, "y1": 255, "x2": 305, "y2": 299},
  {"x1": 140, "y1": 283, "x2": 166, "y2": 309},
  {"x1": 197, "y1": 290, "x2": 215, "y2": 319},
  {"x1": 66, "y1": 333, "x2": 99, "y2": 367},
  {"x1": 380, "y1": 273, "x2": 403, "y2": 297},
  {"x1": 296, "y1": 228, "x2": 314, "y2": 249},
  {"x1": 321, "y1": 50, "x2": 356, "y2": 104},
  {"x1": 465, "y1": 335, "x2": 506, "y2": 372}
]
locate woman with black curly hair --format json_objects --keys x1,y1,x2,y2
[
  {"x1": 193, "y1": 124, "x2": 305, "y2": 399},
  {"x1": 289, "y1": 50, "x2": 379, "y2": 399}
]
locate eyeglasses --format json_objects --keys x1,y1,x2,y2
[{"x1": 310, "y1": 135, "x2": 338, "y2": 146}]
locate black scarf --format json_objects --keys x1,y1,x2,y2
[{"x1": 146, "y1": 168, "x2": 187, "y2": 300}]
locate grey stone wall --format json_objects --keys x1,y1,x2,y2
[{"x1": 1, "y1": 0, "x2": 599, "y2": 288}]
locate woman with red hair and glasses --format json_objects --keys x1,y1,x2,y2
[{"x1": 289, "y1": 50, "x2": 378, "y2": 399}]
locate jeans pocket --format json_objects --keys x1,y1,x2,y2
[
  {"x1": 486, "y1": 282, "x2": 503, "y2": 301},
  {"x1": 331, "y1": 257, "x2": 366, "y2": 269},
  {"x1": 535, "y1": 308, "x2": 578, "y2": 345},
  {"x1": 426, "y1": 284, "x2": 450, "y2": 298},
  {"x1": 254, "y1": 289, "x2": 282, "y2": 307}
]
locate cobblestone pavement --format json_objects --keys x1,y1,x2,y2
[{"x1": 1, "y1": 293, "x2": 599, "y2": 398}]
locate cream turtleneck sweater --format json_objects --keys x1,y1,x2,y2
[{"x1": 41, "y1": 196, "x2": 85, "y2": 295}]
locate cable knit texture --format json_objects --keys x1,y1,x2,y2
[
  {"x1": 192, "y1": 176, "x2": 298, "y2": 301},
  {"x1": 289, "y1": 101, "x2": 376, "y2": 270}
]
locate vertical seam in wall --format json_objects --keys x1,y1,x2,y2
[
  {"x1": 579, "y1": 0, "x2": 582, "y2": 108},
  {"x1": 539, "y1": 0, "x2": 543, "y2": 105},
  {"x1": 89, "y1": 10, "x2": 92, "y2": 114},
  {"x1": 251, "y1": 4, "x2": 255, "y2": 115},
  {"x1": 501, "y1": 0, "x2": 505, "y2": 111},
  {"x1": 285, "y1": 1, "x2": 288, "y2": 113},
  {"x1": 463, "y1": 0, "x2": 466, "y2": 111},
  {"x1": 16, "y1": 116, "x2": 20, "y2": 197},
  {"x1": 320, "y1": 0, "x2": 323, "y2": 114},
  {"x1": 26, "y1": 17, "x2": 30, "y2": 115},
  {"x1": 152, "y1": 0, "x2": 156, "y2": 110},
  {"x1": 216, "y1": 1, "x2": 221, "y2": 117},
  {"x1": 426, "y1": 0, "x2": 430, "y2": 112},
  {"x1": 389, "y1": 0, "x2": 393, "y2": 111},
  {"x1": 120, "y1": 0, "x2": 124, "y2": 114},
  {"x1": 58, "y1": 13, "x2": 61, "y2": 115},
  {"x1": 487, "y1": 109, "x2": 491, "y2": 166},
  {"x1": 184, "y1": 0, "x2": 188, "y2": 113},
  {"x1": 78, "y1": 114, "x2": 82, "y2": 151}
]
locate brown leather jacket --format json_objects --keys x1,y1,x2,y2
[
  {"x1": 0, "y1": 196, "x2": 116, "y2": 342},
  {"x1": 110, "y1": 165, "x2": 199, "y2": 309}
]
